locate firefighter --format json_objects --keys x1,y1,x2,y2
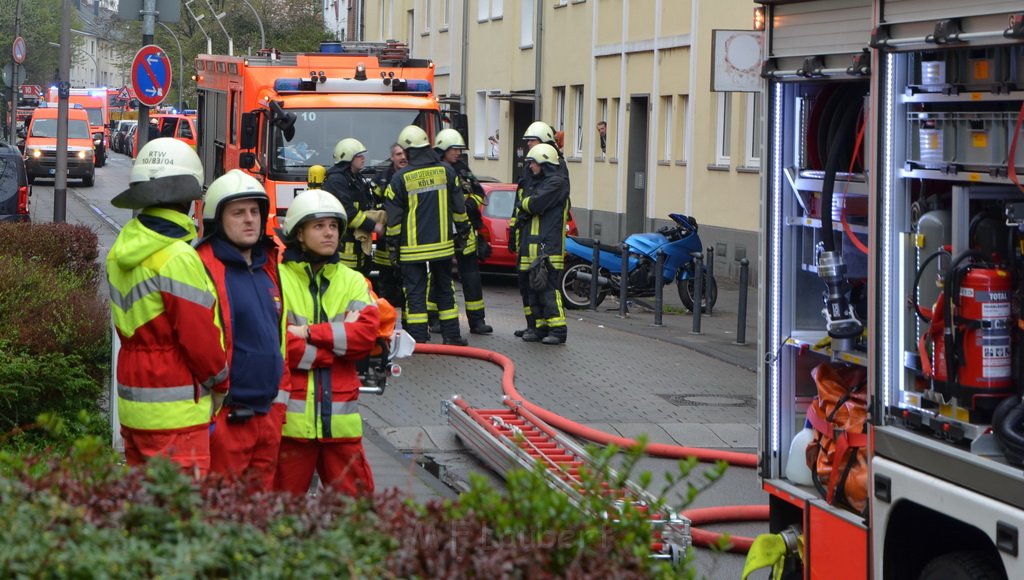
[
  {"x1": 517, "y1": 143, "x2": 570, "y2": 345},
  {"x1": 196, "y1": 169, "x2": 288, "y2": 490},
  {"x1": 370, "y1": 143, "x2": 407, "y2": 318},
  {"x1": 322, "y1": 138, "x2": 383, "y2": 276},
  {"x1": 426, "y1": 128, "x2": 493, "y2": 336},
  {"x1": 510, "y1": 121, "x2": 571, "y2": 338},
  {"x1": 382, "y1": 125, "x2": 471, "y2": 345},
  {"x1": 273, "y1": 189, "x2": 380, "y2": 496},
  {"x1": 106, "y1": 138, "x2": 228, "y2": 477}
]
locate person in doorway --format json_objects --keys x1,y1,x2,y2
[
  {"x1": 196, "y1": 169, "x2": 288, "y2": 490},
  {"x1": 106, "y1": 138, "x2": 228, "y2": 478},
  {"x1": 426, "y1": 128, "x2": 493, "y2": 336},
  {"x1": 322, "y1": 138, "x2": 384, "y2": 276},
  {"x1": 274, "y1": 189, "x2": 380, "y2": 496},
  {"x1": 382, "y1": 125, "x2": 470, "y2": 345},
  {"x1": 517, "y1": 143, "x2": 571, "y2": 345},
  {"x1": 371, "y1": 143, "x2": 408, "y2": 318},
  {"x1": 597, "y1": 121, "x2": 608, "y2": 155}
]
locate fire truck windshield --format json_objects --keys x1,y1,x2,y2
[
  {"x1": 83, "y1": 108, "x2": 103, "y2": 127},
  {"x1": 270, "y1": 108, "x2": 440, "y2": 178}
]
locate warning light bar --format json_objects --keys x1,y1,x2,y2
[{"x1": 272, "y1": 77, "x2": 432, "y2": 94}]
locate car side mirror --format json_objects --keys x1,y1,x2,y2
[{"x1": 238, "y1": 152, "x2": 256, "y2": 170}]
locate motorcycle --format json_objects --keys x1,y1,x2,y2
[{"x1": 559, "y1": 213, "x2": 718, "y2": 312}]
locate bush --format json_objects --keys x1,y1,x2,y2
[{"x1": 0, "y1": 222, "x2": 101, "y2": 281}]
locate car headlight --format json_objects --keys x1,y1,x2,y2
[
  {"x1": 30, "y1": 149, "x2": 41, "y2": 158},
  {"x1": 93, "y1": 139, "x2": 101, "y2": 145},
  {"x1": 78, "y1": 150, "x2": 87, "y2": 159}
]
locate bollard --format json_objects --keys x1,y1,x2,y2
[
  {"x1": 590, "y1": 238, "x2": 601, "y2": 311},
  {"x1": 736, "y1": 258, "x2": 750, "y2": 345},
  {"x1": 619, "y1": 243, "x2": 630, "y2": 318},
  {"x1": 705, "y1": 246, "x2": 715, "y2": 316},
  {"x1": 691, "y1": 252, "x2": 703, "y2": 334},
  {"x1": 653, "y1": 249, "x2": 665, "y2": 327}
]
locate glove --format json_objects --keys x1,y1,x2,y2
[
  {"x1": 506, "y1": 227, "x2": 517, "y2": 255},
  {"x1": 476, "y1": 238, "x2": 493, "y2": 260},
  {"x1": 388, "y1": 245, "x2": 401, "y2": 267},
  {"x1": 454, "y1": 231, "x2": 469, "y2": 254}
]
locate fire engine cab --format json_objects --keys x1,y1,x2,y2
[
  {"x1": 194, "y1": 41, "x2": 442, "y2": 230},
  {"x1": 756, "y1": 1, "x2": 1024, "y2": 578}
]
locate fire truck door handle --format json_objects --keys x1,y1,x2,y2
[{"x1": 873, "y1": 473, "x2": 892, "y2": 503}]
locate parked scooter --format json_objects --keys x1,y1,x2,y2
[{"x1": 560, "y1": 213, "x2": 717, "y2": 312}]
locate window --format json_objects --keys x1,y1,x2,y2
[
  {"x1": 474, "y1": 91, "x2": 487, "y2": 156},
  {"x1": 596, "y1": 98, "x2": 608, "y2": 156},
  {"x1": 422, "y1": 0, "x2": 431, "y2": 32},
  {"x1": 487, "y1": 94, "x2": 501, "y2": 158},
  {"x1": 715, "y1": 92, "x2": 732, "y2": 166},
  {"x1": 520, "y1": 0, "x2": 534, "y2": 47},
  {"x1": 572, "y1": 85, "x2": 584, "y2": 157},
  {"x1": 478, "y1": 0, "x2": 502, "y2": 20},
  {"x1": 492, "y1": 0, "x2": 503, "y2": 18},
  {"x1": 659, "y1": 95, "x2": 673, "y2": 161},
  {"x1": 407, "y1": 10, "x2": 415, "y2": 50},
  {"x1": 442, "y1": 0, "x2": 450, "y2": 28},
  {"x1": 745, "y1": 93, "x2": 762, "y2": 168},
  {"x1": 609, "y1": 98, "x2": 620, "y2": 158},
  {"x1": 553, "y1": 86, "x2": 566, "y2": 134},
  {"x1": 678, "y1": 94, "x2": 689, "y2": 163}
]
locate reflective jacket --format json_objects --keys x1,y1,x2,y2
[
  {"x1": 371, "y1": 164, "x2": 399, "y2": 267},
  {"x1": 516, "y1": 163, "x2": 570, "y2": 271},
  {"x1": 196, "y1": 238, "x2": 289, "y2": 414},
  {"x1": 107, "y1": 207, "x2": 228, "y2": 432},
  {"x1": 383, "y1": 147, "x2": 469, "y2": 263},
  {"x1": 323, "y1": 162, "x2": 379, "y2": 269},
  {"x1": 279, "y1": 249, "x2": 380, "y2": 441}
]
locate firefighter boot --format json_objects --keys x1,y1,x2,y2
[
  {"x1": 514, "y1": 314, "x2": 537, "y2": 337},
  {"x1": 469, "y1": 311, "x2": 493, "y2": 335},
  {"x1": 441, "y1": 318, "x2": 468, "y2": 346}
]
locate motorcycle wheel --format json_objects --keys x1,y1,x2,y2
[
  {"x1": 560, "y1": 260, "x2": 607, "y2": 310},
  {"x1": 678, "y1": 273, "x2": 718, "y2": 313}
]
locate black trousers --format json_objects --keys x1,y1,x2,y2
[
  {"x1": 373, "y1": 263, "x2": 405, "y2": 312},
  {"x1": 428, "y1": 250, "x2": 486, "y2": 327},
  {"x1": 402, "y1": 259, "x2": 459, "y2": 342}
]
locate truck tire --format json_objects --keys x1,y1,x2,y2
[
  {"x1": 918, "y1": 551, "x2": 1004, "y2": 580},
  {"x1": 560, "y1": 259, "x2": 606, "y2": 310}
]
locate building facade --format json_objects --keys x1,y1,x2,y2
[{"x1": 362, "y1": 0, "x2": 761, "y2": 282}]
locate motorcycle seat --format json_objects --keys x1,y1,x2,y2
[{"x1": 569, "y1": 235, "x2": 623, "y2": 255}]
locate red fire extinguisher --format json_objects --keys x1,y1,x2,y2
[{"x1": 954, "y1": 267, "x2": 1012, "y2": 389}]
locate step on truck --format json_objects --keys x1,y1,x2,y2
[
  {"x1": 194, "y1": 41, "x2": 442, "y2": 231},
  {"x1": 755, "y1": 1, "x2": 1024, "y2": 578}
]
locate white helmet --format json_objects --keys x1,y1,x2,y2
[
  {"x1": 283, "y1": 189, "x2": 348, "y2": 240},
  {"x1": 523, "y1": 121, "x2": 555, "y2": 145},
  {"x1": 397, "y1": 125, "x2": 430, "y2": 149},
  {"x1": 112, "y1": 138, "x2": 205, "y2": 209},
  {"x1": 526, "y1": 143, "x2": 560, "y2": 166},
  {"x1": 202, "y1": 169, "x2": 269, "y2": 236},
  {"x1": 333, "y1": 138, "x2": 367, "y2": 164},
  {"x1": 434, "y1": 128, "x2": 466, "y2": 152}
]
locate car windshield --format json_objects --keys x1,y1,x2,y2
[
  {"x1": 483, "y1": 188, "x2": 517, "y2": 220},
  {"x1": 84, "y1": 107, "x2": 103, "y2": 127},
  {"x1": 30, "y1": 119, "x2": 92, "y2": 139},
  {"x1": 269, "y1": 108, "x2": 440, "y2": 178}
]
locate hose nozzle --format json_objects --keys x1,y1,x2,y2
[{"x1": 818, "y1": 251, "x2": 863, "y2": 352}]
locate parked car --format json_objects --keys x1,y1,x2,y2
[
  {"x1": 0, "y1": 141, "x2": 30, "y2": 222},
  {"x1": 124, "y1": 123, "x2": 139, "y2": 158},
  {"x1": 23, "y1": 104, "x2": 95, "y2": 187},
  {"x1": 111, "y1": 120, "x2": 136, "y2": 154},
  {"x1": 477, "y1": 182, "x2": 578, "y2": 269}
]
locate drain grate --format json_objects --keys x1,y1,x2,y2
[{"x1": 657, "y1": 394, "x2": 756, "y2": 408}]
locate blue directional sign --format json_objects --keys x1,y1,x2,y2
[{"x1": 131, "y1": 45, "x2": 171, "y2": 108}]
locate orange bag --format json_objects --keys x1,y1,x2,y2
[
  {"x1": 365, "y1": 279, "x2": 396, "y2": 355},
  {"x1": 805, "y1": 362, "x2": 869, "y2": 514}
]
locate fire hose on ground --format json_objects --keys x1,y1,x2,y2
[{"x1": 415, "y1": 342, "x2": 769, "y2": 553}]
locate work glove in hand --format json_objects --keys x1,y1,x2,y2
[
  {"x1": 454, "y1": 231, "x2": 469, "y2": 254},
  {"x1": 506, "y1": 227, "x2": 517, "y2": 254},
  {"x1": 476, "y1": 238, "x2": 493, "y2": 260},
  {"x1": 388, "y1": 245, "x2": 401, "y2": 267}
]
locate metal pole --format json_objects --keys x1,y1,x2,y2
[
  {"x1": 184, "y1": 1, "x2": 213, "y2": 55},
  {"x1": 590, "y1": 238, "x2": 600, "y2": 310},
  {"x1": 653, "y1": 249, "x2": 665, "y2": 327},
  {"x1": 238, "y1": 0, "x2": 266, "y2": 50},
  {"x1": 137, "y1": 0, "x2": 156, "y2": 160},
  {"x1": 705, "y1": 246, "x2": 715, "y2": 316},
  {"x1": 736, "y1": 258, "x2": 750, "y2": 345},
  {"x1": 690, "y1": 252, "x2": 703, "y2": 334},
  {"x1": 618, "y1": 243, "x2": 629, "y2": 318},
  {"x1": 158, "y1": 23, "x2": 184, "y2": 110},
  {"x1": 54, "y1": 0, "x2": 71, "y2": 223},
  {"x1": 203, "y1": 0, "x2": 233, "y2": 56},
  {"x1": 9, "y1": 0, "x2": 22, "y2": 144}
]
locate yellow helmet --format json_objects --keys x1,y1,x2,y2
[
  {"x1": 283, "y1": 189, "x2": 348, "y2": 240},
  {"x1": 434, "y1": 128, "x2": 466, "y2": 152},
  {"x1": 526, "y1": 143, "x2": 560, "y2": 166},
  {"x1": 333, "y1": 138, "x2": 367, "y2": 164},
  {"x1": 523, "y1": 121, "x2": 555, "y2": 144},
  {"x1": 397, "y1": 125, "x2": 430, "y2": 149},
  {"x1": 307, "y1": 164, "x2": 326, "y2": 188}
]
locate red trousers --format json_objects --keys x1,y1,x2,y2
[
  {"x1": 210, "y1": 405, "x2": 285, "y2": 491},
  {"x1": 121, "y1": 425, "x2": 210, "y2": 479},
  {"x1": 274, "y1": 437, "x2": 375, "y2": 496}
]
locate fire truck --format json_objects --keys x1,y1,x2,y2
[
  {"x1": 756, "y1": 1, "x2": 1024, "y2": 578},
  {"x1": 194, "y1": 41, "x2": 441, "y2": 229},
  {"x1": 46, "y1": 87, "x2": 109, "y2": 167}
]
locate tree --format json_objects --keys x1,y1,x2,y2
[{"x1": 0, "y1": 0, "x2": 81, "y2": 87}]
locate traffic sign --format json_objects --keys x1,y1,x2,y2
[
  {"x1": 117, "y1": 85, "x2": 131, "y2": 100},
  {"x1": 12, "y1": 37, "x2": 25, "y2": 65},
  {"x1": 131, "y1": 45, "x2": 172, "y2": 108},
  {"x1": 1, "y1": 63, "x2": 26, "y2": 87}
]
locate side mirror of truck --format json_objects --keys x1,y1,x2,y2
[
  {"x1": 240, "y1": 112, "x2": 259, "y2": 149},
  {"x1": 238, "y1": 152, "x2": 256, "y2": 170},
  {"x1": 267, "y1": 101, "x2": 296, "y2": 142}
]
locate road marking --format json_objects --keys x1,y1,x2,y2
[{"x1": 68, "y1": 188, "x2": 122, "y2": 233}]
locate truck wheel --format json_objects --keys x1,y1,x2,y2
[
  {"x1": 560, "y1": 259, "x2": 606, "y2": 310},
  {"x1": 678, "y1": 272, "x2": 718, "y2": 313},
  {"x1": 918, "y1": 551, "x2": 1003, "y2": 580}
]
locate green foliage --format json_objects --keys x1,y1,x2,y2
[{"x1": 0, "y1": 0, "x2": 77, "y2": 87}]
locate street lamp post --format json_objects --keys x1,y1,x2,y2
[
  {"x1": 202, "y1": 0, "x2": 233, "y2": 56},
  {"x1": 238, "y1": 0, "x2": 265, "y2": 50},
  {"x1": 184, "y1": 0, "x2": 213, "y2": 55},
  {"x1": 157, "y1": 23, "x2": 185, "y2": 111}
]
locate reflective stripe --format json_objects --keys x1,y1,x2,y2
[
  {"x1": 287, "y1": 399, "x2": 306, "y2": 414},
  {"x1": 109, "y1": 274, "x2": 216, "y2": 312},
  {"x1": 345, "y1": 300, "x2": 369, "y2": 312},
  {"x1": 331, "y1": 401, "x2": 360, "y2": 415},
  {"x1": 288, "y1": 312, "x2": 309, "y2": 325},
  {"x1": 200, "y1": 364, "x2": 229, "y2": 390},
  {"x1": 274, "y1": 389, "x2": 290, "y2": 405},
  {"x1": 118, "y1": 383, "x2": 196, "y2": 402},
  {"x1": 407, "y1": 312, "x2": 428, "y2": 323},
  {"x1": 330, "y1": 322, "x2": 347, "y2": 355},
  {"x1": 296, "y1": 343, "x2": 317, "y2": 370},
  {"x1": 465, "y1": 299, "x2": 484, "y2": 311},
  {"x1": 438, "y1": 307, "x2": 459, "y2": 321}
]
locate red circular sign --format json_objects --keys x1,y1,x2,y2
[
  {"x1": 12, "y1": 37, "x2": 26, "y2": 65},
  {"x1": 130, "y1": 45, "x2": 172, "y2": 108}
]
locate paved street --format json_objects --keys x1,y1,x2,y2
[{"x1": 30, "y1": 152, "x2": 768, "y2": 578}]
